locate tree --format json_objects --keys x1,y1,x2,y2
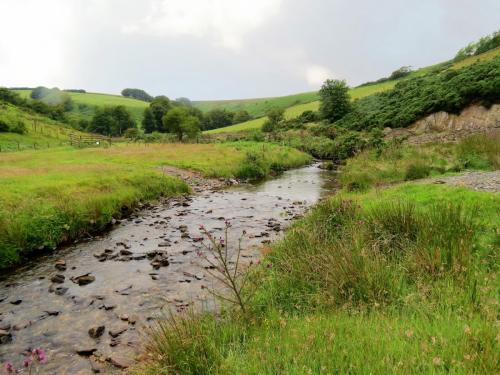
[
  {"x1": 233, "y1": 110, "x2": 251, "y2": 123},
  {"x1": 202, "y1": 109, "x2": 235, "y2": 130},
  {"x1": 111, "y1": 106, "x2": 136, "y2": 136},
  {"x1": 175, "y1": 97, "x2": 192, "y2": 107},
  {"x1": 266, "y1": 108, "x2": 285, "y2": 125},
  {"x1": 150, "y1": 96, "x2": 171, "y2": 132},
  {"x1": 142, "y1": 107, "x2": 156, "y2": 133},
  {"x1": 389, "y1": 66, "x2": 412, "y2": 80},
  {"x1": 162, "y1": 107, "x2": 200, "y2": 141},
  {"x1": 121, "y1": 88, "x2": 153, "y2": 102},
  {"x1": 31, "y1": 86, "x2": 50, "y2": 100},
  {"x1": 319, "y1": 79, "x2": 352, "y2": 122},
  {"x1": 88, "y1": 106, "x2": 136, "y2": 136}
]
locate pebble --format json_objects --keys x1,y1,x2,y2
[
  {"x1": 51, "y1": 274, "x2": 65, "y2": 283},
  {"x1": 88, "y1": 325, "x2": 105, "y2": 339}
]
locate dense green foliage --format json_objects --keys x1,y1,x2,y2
[
  {"x1": 121, "y1": 88, "x2": 153, "y2": 102},
  {"x1": 201, "y1": 108, "x2": 235, "y2": 130},
  {"x1": 319, "y1": 79, "x2": 352, "y2": 122},
  {"x1": 87, "y1": 106, "x2": 136, "y2": 136},
  {"x1": 454, "y1": 30, "x2": 500, "y2": 62},
  {"x1": 162, "y1": 107, "x2": 201, "y2": 140},
  {"x1": 337, "y1": 57, "x2": 500, "y2": 130}
]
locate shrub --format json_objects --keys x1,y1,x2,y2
[
  {"x1": 0, "y1": 119, "x2": 9, "y2": 132},
  {"x1": 10, "y1": 121, "x2": 26, "y2": 134},
  {"x1": 404, "y1": 163, "x2": 431, "y2": 180},
  {"x1": 236, "y1": 151, "x2": 267, "y2": 180}
]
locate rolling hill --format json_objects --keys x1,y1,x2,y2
[{"x1": 206, "y1": 47, "x2": 500, "y2": 134}]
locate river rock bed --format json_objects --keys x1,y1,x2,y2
[{"x1": 0, "y1": 164, "x2": 335, "y2": 374}]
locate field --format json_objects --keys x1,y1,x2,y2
[
  {"x1": 0, "y1": 142, "x2": 310, "y2": 268},
  {"x1": 0, "y1": 102, "x2": 88, "y2": 151},
  {"x1": 14, "y1": 89, "x2": 149, "y2": 124}
]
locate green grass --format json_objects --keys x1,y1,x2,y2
[
  {"x1": 14, "y1": 89, "x2": 149, "y2": 124},
  {"x1": 0, "y1": 102, "x2": 87, "y2": 151},
  {"x1": 135, "y1": 183, "x2": 499, "y2": 374},
  {"x1": 0, "y1": 142, "x2": 310, "y2": 268},
  {"x1": 340, "y1": 133, "x2": 500, "y2": 190}
]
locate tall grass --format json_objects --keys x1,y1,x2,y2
[
  {"x1": 135, "y1": 184, "x2": 499, "y2": 374},
  {"x1": 340, "y1": 133, "x2": 499, "y2": 190}
]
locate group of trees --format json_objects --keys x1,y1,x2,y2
[
  {"x1": 121, "y1": 88, "x2": 153, "y2": 102},
  {"x1": 454, "y1": 30, "x2": 500, "y2": 62},
  {"x1": 86, "y1": 106, "x2": 136, "y2": 136}
]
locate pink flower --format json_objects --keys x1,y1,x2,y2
[
  {"x1": 4, "y1": 362, "x2": 15, "y2": 373},
  {"x1": 22, "y1": 357, "x2": 31, "y2": 368},
  {"x1": 33, "y1": 348, "x2": 47, "y2": 363}
]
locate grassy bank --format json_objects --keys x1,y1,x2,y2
[
  {"x1": 0, "y1": 142, "x2": 310, "y2": 269},
  {"x1": 340, "y1": 133, "x2": 500, "y2": 190},
  {"x1": 136, "y1": 182, "x2": 499, "y2": 374}
]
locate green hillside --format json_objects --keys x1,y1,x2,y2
[
  {"x1": 0, "y1": 102, "x2": 87, "y2": 152},
  {"x1": 15, "y1": 89, "x2": 149, "y2": 124},
  {"x1": 206, "y1": 47, "x2": 500, "y2": 134}
]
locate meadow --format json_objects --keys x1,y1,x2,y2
[{"x1": 0, "y1": 142, "x2": 310, "y2": 268}]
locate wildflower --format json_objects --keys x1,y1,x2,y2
[
  {"x1": 4, "y1": 362, "x2": 15, "y2": 373},
  {"x1": 22, "y1": 357, "x2": 31, "y2": 368},
  {"x1": 33, "y1": 348, "x2": 47, "y2": 363},
  {"x1": 405, "y1": 330, "x2": 414, "y2": 338},
  {"x1": 266, "y1": 263, "x2": 273, "y2": 269},
  {"x1": 199, "y1": 224, "x2": 205, "y2": 230},
  {"x1": 196, "y1": 250, "x2": 203, "y2": 257},
  {"x1": 463, "y1": 324, "x2": 471, "y2": 334}
]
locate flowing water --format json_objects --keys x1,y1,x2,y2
[{"x1": 0, "y1": 164, "x2": 336, "y2": 374}]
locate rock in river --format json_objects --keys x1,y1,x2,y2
[
  {"x1": 88, "y1": 325, "x2": 105, "y2": 339},
  {"x1": 0, "y1": 330, "x2": 13, "y2": 345},
  {"x1": 72, "y1": 274, "x2": 96, "y2": 286},
  {"x1": 51, "y1": 274, "x2": 65, "y2": 284}
]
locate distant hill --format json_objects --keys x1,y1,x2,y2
[
  {"x1": 206, "y1": 47, "x2": 500, "y2": 134},
  {"x1": 14, "y1": 90, "x2": 149, "y2": 125}
]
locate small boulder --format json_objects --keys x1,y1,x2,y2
[
  {"x1": 51, "y1": 274, "x2": 65, "y2": 284},
  {"x1": 88, "y1": 325, "x2": 105, "y2": 339}
]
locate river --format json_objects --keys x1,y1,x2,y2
[{"x1": 0, "y1": 163, "x2": 336, "y2": 374}]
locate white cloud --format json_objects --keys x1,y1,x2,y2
[
  {"x1": 0, "y1": 0, "x2": 74, "y2": 87},
  {"x1": 123, "y1": 0, "x2": 283, "y2": 50},
  {"x1": 305, "y1": 64, "x2": 333, "y2": 87}
]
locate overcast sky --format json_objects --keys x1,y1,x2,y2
[{"x1": 0, "y1": 0, "x2": 498, "y2": 100}]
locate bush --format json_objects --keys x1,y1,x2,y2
[
  {"x1": 0, "y1": 119, "x2": 9, "y2": 132},
  {"x1": 236, "y1": 151, "x2": 268, "y2": 180},
  {"x1": 10, "y1": 121, "x2": 26, "y2": 134},
  {"x1": 404, "y1": 163, "x2": 432, "y2": 180}
]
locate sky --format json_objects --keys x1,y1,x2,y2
[{"x1": 0, "y1": 0, "x2": 498, "y2": 100}]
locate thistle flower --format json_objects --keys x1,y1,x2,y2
[
  {"x1": 33, "y1": 348, "x2": 47, "y2": 363},
  {"x1": 4, "y1": 362, "x2": 15, "y2": 373},
  {"x1": 22, "y1": 357, "x2": 31, "y2": 368}
]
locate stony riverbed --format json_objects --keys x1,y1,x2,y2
[{"x1": 0, "y1": 164, "x2": 336, "y2": 374}]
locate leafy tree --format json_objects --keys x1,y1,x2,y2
[
  {"x1": 31, "y1": 86, "x2": 51, "y2": 100},
  {"x1": 261, "y1": 120, "x2": 275, "y2": 133},
  {"x1": 266, "y1": 108, "x2": 285, "y2": 125},
  {"x1": 202, "y1": 109, "x2": 235, "y2": 130},
  {"x1": 88, "y1": 106, "x2": 136, "y2": 136},
  {"x1": 121, "y1": 88, "x2": 153, "y2": 102},
  {"x1": 233, "y1": 110, "x2": 251, "y2": 123},
  {"x1": 150, "y1": 96, "x2": 171, "y2": 132},
  {"x1": 175, "y1": 97, "x2": 192, "y2": 107},
  {"x1": 454, "y1": 30, "x2": 500, "y2": 61},
  {"x1": 112, "y1": 106, "x2": 136, "y2": 136},
  {"x1": 319, "y1": 79, "x2": 352, "y2": 122},
  {"x1": 389, "y1": 66, "x2": 412, "y2": 80},
  {"x1": 142, "y1": 107, "x2": 156, "y2": 133},
  {"x1": 162, "y1": 107, "x2": 200, "y2": 141},
  {"x1": 0, "y1": 119, "x2": 9, "y2": 132},
  {"x1": 124, "y1": 128, "x2": 140, "y2": 139}
]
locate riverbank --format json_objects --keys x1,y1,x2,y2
[
  {"x1": 135, "y1": 180, "x2": 499, "y2": 374},
  {"x1": 0, "y1": 142, "x2": 311, "y2": 269},
  {"x1": 0, "y1": 163, "x2": 331, "y2": 373}
]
